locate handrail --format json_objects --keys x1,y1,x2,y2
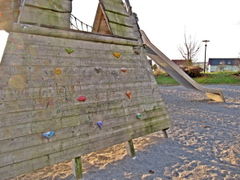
[{"x1": 70, "y1": 14, "x2": 93, "y2": 32}]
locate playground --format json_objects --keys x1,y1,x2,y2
[{"x1": 11, "y1": 85, "x2": 240, "y2": 180}]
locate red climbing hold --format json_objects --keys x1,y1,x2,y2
[
  {"x1": 125, "y1": 91, "x2": 132, "y2": 99},
  {"x1": 120, "y1": 68, "x2": 127, "y2": 73},
  {"x1": 77, "y1": 96, "x2": 87, "y2": 102}
]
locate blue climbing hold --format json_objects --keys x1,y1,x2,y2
[
  {"x1": 42, "y1": 131, "x2": 55, "y2": 139},
  {"x1": 96, "y1": 121, "x2": 103, "y2": 129}
]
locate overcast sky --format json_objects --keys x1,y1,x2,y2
[
  {"x1": 1, "y1": 0, "x2": 239, "y2": 62},
  {"x1": 72, "y1": 0, "x2": 240, "y2": 62}
]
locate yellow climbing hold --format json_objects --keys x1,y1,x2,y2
[
  {"x1": 113, "y1": 52, "x2": 121, "y2": 59},
  {"x1": 54, "y1": 68, "x2": 62, "y2": 75}
]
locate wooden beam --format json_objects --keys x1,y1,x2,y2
[
  {"x1": 126, "y1": 139, "x2": 136, "y2": 157},
  {"x1": 72, "y1": 156, "x2": 83, "y2": 180}
]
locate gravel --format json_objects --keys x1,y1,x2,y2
[{"x1": 67, "y1": 85, "x2": 240, "y2": 180}]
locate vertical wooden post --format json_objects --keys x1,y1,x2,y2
[
  {"x1": 72, "y1": 156, "x2": 83, "y2": 180},
  {"x1": 162, "y1": 128, "x2": 168, "y2": 138},
  {"x1": 126, "y1": 139, "x2": 136, "y2": 157}
]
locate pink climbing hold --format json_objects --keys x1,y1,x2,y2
[{"x1": 77, "y1": 96, "x2": 87, "y2": 102}]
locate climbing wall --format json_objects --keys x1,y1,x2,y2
[
  {"x1": 0, "y1": 0, "x2": 170, "y2": 179},
  {"x1": 0, "y1": 27, "x2": 170, "y2": 179}
]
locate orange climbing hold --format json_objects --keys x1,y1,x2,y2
[{"x1": 113, "y1": 52, "x2": 121, "y2": 59}]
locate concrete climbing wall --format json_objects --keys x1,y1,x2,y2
[{"x1": 0, "y1": 25, "x2": 170, "y2": 179}]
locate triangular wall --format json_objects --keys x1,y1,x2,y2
[{"x1": 93, "y1": 0, "x2": 140, "y2": 39}]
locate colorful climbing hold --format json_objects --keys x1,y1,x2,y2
[
  {"x1": 54, "y1": 68, "x2": 62, "y2": 75},
  {"x1": 136, "y1": 113, "x2": 142, "y2": 119},
  {"x1": 96, "y1": 121, "x2": 103, "y2": 129},
  {"x1": 125, "y1": 91, "x2": 132, "y2": 99},
  {"x1": 95, "y1": 67, "x2": 102, "y2": 73},
  {"x1": 65, "y1": 48, "x2": 74, "y2": 54},
  {"x1": 77, "y1": 96, "x2": 87, "y2": 102},
  {"x1": 113, "y1": 52, "x2": 121, "y2": 59},
  {"x1": 120, "y1": 68, "x2": 127, "y2": 73},
  {"x1": 42, "y1": 131, "x2": 55, "y2": 139}
]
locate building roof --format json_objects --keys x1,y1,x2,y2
[
  {"x1": 172, "y1": 59, "x2": 191, "y2": 66},
  {"x1": 209, "y1": 58, "x2": 240, "y2": 65}
]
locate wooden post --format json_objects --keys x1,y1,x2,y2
[
  {"x1": 162, "y1": 128, "x2": 169, "y2": 138},
  {"x1": 126, "y1": 139, "x2": 136, "y2": 157},
  {"x1": 72, "y1": 156, "x2": 83, "y2": 180}
]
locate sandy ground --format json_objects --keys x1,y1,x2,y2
[{"x1": 12, "y1": 85, "x2": 240, "y2": 180}]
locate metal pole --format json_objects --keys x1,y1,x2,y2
[
  {"x1": 202, "y1": 40, "x2": 210, "y2": 73},
  {"x1": 204, "y1": 44, "x2": 207, "y2": 73}
]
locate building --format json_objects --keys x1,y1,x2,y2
[{"x1": 208, "y1": 58, "x2": 240, "y2": 72}]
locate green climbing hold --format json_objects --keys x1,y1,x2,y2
[
  {"x1": 65, "y1": 48, "x2": 74, "y2": 54},
  {"x1": 136, "y1": 113, "x2": 142, "y2": 119}
]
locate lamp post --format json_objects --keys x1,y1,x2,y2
[{"x1": 202, "y1": 40, "x2": 210, "y2": 73}]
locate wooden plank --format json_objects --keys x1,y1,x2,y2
[
  {"x1": 19, "y1": 6, "x2": 70, "y2": 28},
  {"x1": 0, "y1": 116, "x2": 169, "y2": 168},
  {"x1": 101, "y1": 0, "x2": 128, "y2": 16},
  {"x1": 7, "y1": 32, "x2": 135, "y2": 52},
  {"x1": 109, "y1": 22, "x2": 136, "y2": 39},
  {"x1": 12, "y1": 23, "x2": 140, "y2": 44},
  {"x1": 0, "y1": 80, "x2": 156, "y2": 102},
  {"x1": 0, "y1": 156, "x2": 49, "y2": 180},
  {"x1": 0, "y1": 83, "x2": 160, "y2": 115},
  {"x1": 0, "y1": 96, "x2": 165, "y2": 142},
  {"x1": 25, "y1": 0, "x2": 71, "y2": 12},
  {"x1": 105, "y1": 11, "x2": 133, "y2": 27},
  {"x1": 0, "y1": 105, "x2": 165, "y2": 153},
  {"x1": 0, "y1": 117, "x2": 169, "y2": 179}
]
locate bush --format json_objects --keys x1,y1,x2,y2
[
  {"x1": 152, "y1": 67, "x2": 166, "y2": 76},
  {"x1": 182, "y1": 65, "x2": 203, "y2": 78}
]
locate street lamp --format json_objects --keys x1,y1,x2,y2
[{"x1": 202, "y1": 40, "x2": 210, "y2": 73}]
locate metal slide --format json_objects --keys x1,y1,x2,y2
[{"x1": 140, "y1": 30, "x2": 225, "y2": 102}]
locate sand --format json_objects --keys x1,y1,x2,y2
[{"x1": 11, "y1": 85, "x2": 240, "y2": 180}]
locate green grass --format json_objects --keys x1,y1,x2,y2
[{"x1": 155, "y1": 72, "x2": 240, "y2": 85}]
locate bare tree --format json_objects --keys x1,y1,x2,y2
[{"x1": 178, "y1": 33, "x2": 201, "y2": 63}]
